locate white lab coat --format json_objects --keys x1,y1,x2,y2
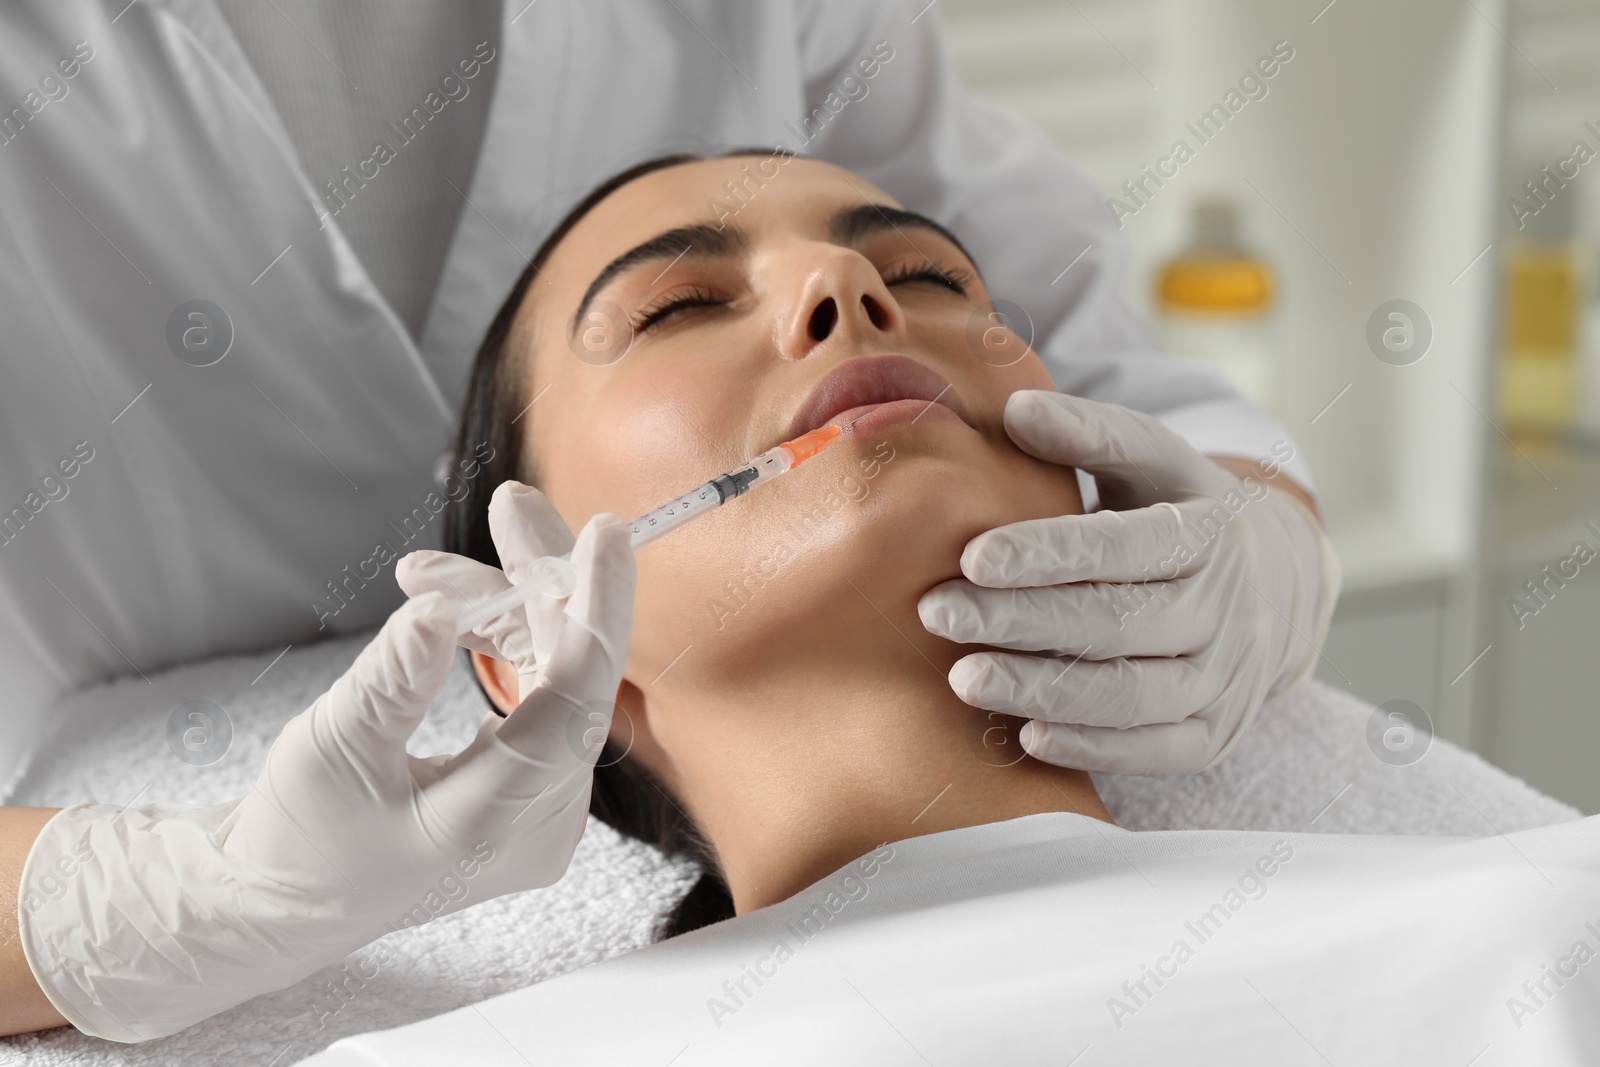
[{"x1": 0, "y1": 0, "x2": 1308, "y2": 791}]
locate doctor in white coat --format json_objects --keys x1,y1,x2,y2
[
  {"x1": 0, "y1": 0, "x2": 1343, "y2": 1041},
  {"x1": 0, "y1": 0, "x2": 1334, "y2": 789}
]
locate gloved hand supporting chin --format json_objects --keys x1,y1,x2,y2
[{"x1": 918, "y1": 390, "x2": 1340, "y2": 777}]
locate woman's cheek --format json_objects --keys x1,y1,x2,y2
[
  {"x1": 614, "y1": 401, "x2": 1085, "y2": 690},
  {"x1": 625, "y1": 554, "x2": 693, "y2": 677},
  {"x1": 617, "y1": 445, "x2": 872, "y2": 678},
  {"x1": 976, "y1": 349, "x2": 1059, "y2": 399},
  {"x1": 542, "y1": 397, "x2": 722, "y2": 530}
]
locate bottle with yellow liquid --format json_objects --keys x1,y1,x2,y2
[
  {"x1": 1581, "y1": 248, "x2": 1600, "y2": 442},
  {"x1": 1155, "y1": 196, "x2": 1280, "y2": 412},
  {"x1": 1500, "y1": 180, "x2": 1579, "y2": 434}
]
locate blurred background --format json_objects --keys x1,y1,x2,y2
[{"x1": 937, "y1": 0, "x2": 1600, "y2": 812}]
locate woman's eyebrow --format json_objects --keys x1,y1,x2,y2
[
  {"x1": 571, "y1": 223, "x2": 748, "y2": 335},
  {"x1": 828, "y1": 204, "x2": 978, "y2": 269}
]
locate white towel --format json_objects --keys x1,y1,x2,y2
[{"x1": 0, "y1": 631, "x2": 1578, "y2": 1066}]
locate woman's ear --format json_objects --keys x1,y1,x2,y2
[
  {"x1": 470, "y1": 650, "x2": 521, "y2": 715},
  {"x1": 613, "y1": 679, "x2": 647, "y2": 751},
  {"x1": 473, "y1": 658, "x2": 666, "y2": 774}
]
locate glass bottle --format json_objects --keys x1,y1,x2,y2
[
  {"x1": 1154, "y1": 196, "x2": 1281, "y2": 412},
  {"x1": 1500, "y1": 176, "x2": 1579, "y2": 434}
]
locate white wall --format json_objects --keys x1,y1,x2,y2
[{"x1": 940, "y1": 0, "x2": 1508, "y2": 747}]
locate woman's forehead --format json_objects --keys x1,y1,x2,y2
[{"x1": 543, "y1": 155, "x2": 900, "y2": 285}]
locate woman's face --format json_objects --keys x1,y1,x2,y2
[{"x1": 514, "y1": 155, "x2": 1081, "y2": 707}]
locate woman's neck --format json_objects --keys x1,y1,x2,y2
[{"x1": 645, "y1": 641, "x2": 1114, "y2": 916}]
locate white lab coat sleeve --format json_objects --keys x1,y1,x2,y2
[{"x1": 788, "y1": 0, "x2": 1315, "y2": 494}]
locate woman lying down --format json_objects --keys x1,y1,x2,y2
[{"x1": 5, "y1": 154, "x2": 1600, "y2": 1064}]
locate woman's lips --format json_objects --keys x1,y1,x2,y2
[
  {"x1": 784, "y1": 353, "x2": 972, "y2": 443},
  {"x1": 830, "y1": 397, "x2": 963, "y2": 437}
]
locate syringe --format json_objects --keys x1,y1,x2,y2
[{"x1": 452, "y1": 420, "x2": 852, "y2": 637}]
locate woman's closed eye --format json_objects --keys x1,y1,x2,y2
[
  {"x1": 628, "y1": 286, "x2": 725, "y2": 333},
  {"x1": 627, "y1": 260, "x2": 975, "y2": 335},
  {"x1": 880, "y1": 261, "x2": 972, "y2": 296}
]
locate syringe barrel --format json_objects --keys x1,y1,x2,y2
[
  {"x1": 454, "y1": 443, "x2": 808, "y2": 637},
  {"x1": 626, "y1": 480, "x2": 722, "y2": 548},
  {"x1": 627, "y1": 446, "x2": 792, "y2": 549}
]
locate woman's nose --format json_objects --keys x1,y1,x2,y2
[{"x1": 776, "y1": 246, "x2": 905, "y2": 360}]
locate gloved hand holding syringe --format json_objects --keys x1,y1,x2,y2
[
  {"x1": 12, "y1": 418, "x2": 859, "y2": 1043},
  {"x1": 449, "y1": 419, "x2": 855, "y2": 639}
]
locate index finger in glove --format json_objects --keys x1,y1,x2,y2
[
  {"x1": 396, "y1": 550, "x2": 534, "y2": 668},
  {"x1": 1002, "y1": 391, "x2": 1222, "y2": 507},
  {"x1": 487, "y1": 480, "x2": 577, "y2": 569},
  {"x1": 495, "y1": 513, "x2": 635, "y2": 761},
  {"x1": 957, "y1": 499, "x2": 1218, "y2": 587},
  {"x1": 488, "y1": 481, "x2": 581, "y2": 667}
]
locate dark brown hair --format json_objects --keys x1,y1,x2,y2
[{"x1": 443, "y1": 153, "x2": 738, "y2": 939}]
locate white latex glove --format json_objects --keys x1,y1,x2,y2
[
  {"x1": 18, "y1": 487, "x2": 633, "y2": 1042},
  {"x1": 396, "y1": 480, "x2": 577, "y2": 685},
  {"x1": 918, "y1": 390, "x2": 1340, "y2": 776}
]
